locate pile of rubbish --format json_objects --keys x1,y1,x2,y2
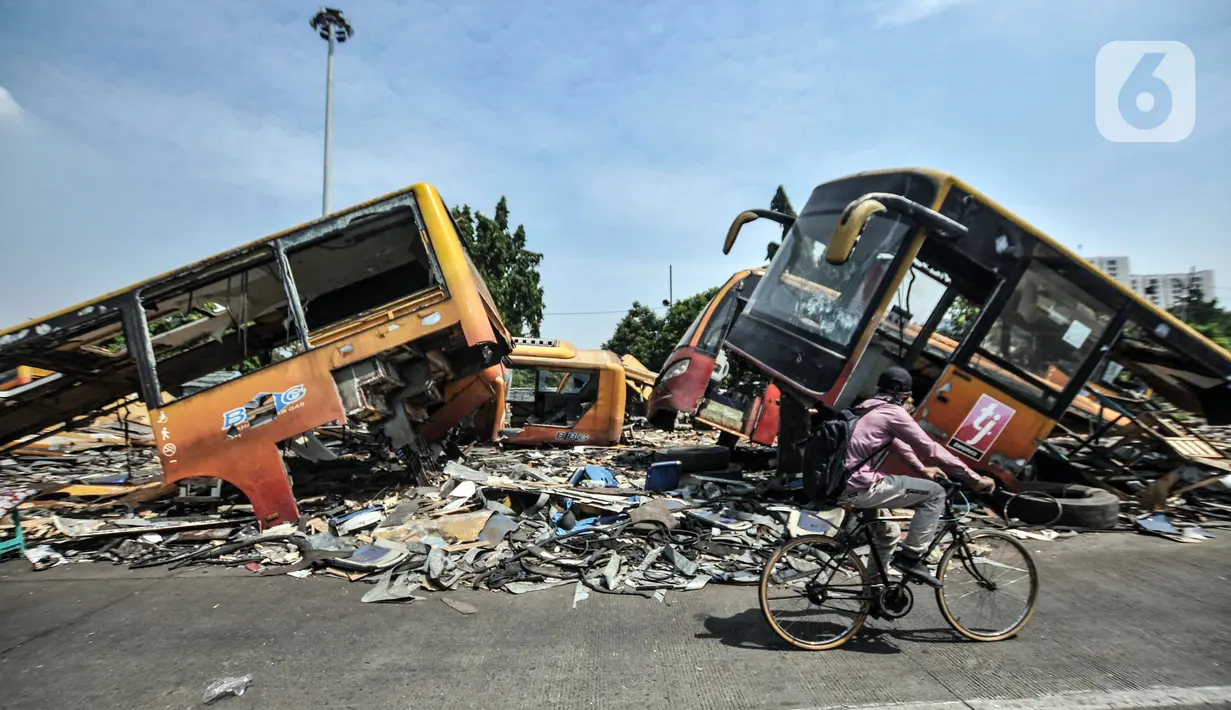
[
  {"x1": 7, "y1": 409, "x2": 1231, "y2": 595},
  {"x1": 1, "y1": 434, "x2": 844, "y2": 601},
  {"x1": 1028, "y1": 401, "x2": 1231, "y2": 541}
]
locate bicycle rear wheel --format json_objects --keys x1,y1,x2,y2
[
  {"x1": 935, "y1": 530, "x2": 1039, "y2": 641},
  {"x1": 759, "y1": 534, "x2": 871, "y2": 650}
]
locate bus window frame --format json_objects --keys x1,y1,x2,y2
[
  {"x1": 762, "y1": 217, "x2": 923, "y2": 361},
  {"x1": 695, "y1": 288, "x2": 739, "y2": 357},
  {"x1": 135, "y1": 244, "x2": 296, "y2": 407},
  {"x1": 718, "y1": 273, "x2": 762, "y2": 350},
  {"x1": 727, "y1": 173, "x2": 938, "y2": 397},
  {"x1": 948, "y1": 246, "x2": 1133, "y2": 421},
  {"x1": 126, "y1": 192, "x2": 456, "y2": 409},
  {"x1": 279, "y1": 196, "x2": 445, "y2": 323}
]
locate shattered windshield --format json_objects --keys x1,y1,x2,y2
[{"x1": 745, "y1": 200, "x2": 913, "y2": 350}]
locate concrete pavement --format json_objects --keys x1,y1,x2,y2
[{"x1": 1, "y1": 532, "x2": 1229, "y2": 709}]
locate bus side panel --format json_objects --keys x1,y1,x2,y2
[
  {"x1": 152, "y1": 353, "x2": 347, "y2": 528},
  {"x1": 914, "y1": 365, "x2": 1056, "y2": 490}
]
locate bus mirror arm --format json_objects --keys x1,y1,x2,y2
[
  {"x1": 723, "y1": 209, "x2": 797, "y2": 255},
  {"x1": 825, "y1": 193, "x2": 971, "y2": 265}
]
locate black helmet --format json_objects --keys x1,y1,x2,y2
[{"x1": 876, "y1": 366, "x2": 913, "y2": 395}]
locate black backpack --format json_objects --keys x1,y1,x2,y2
[{"x1": 800, "y1": 407, "x2": 891, "y2": 504}]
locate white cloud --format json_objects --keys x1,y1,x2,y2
[
  {"x1": 871, "y1": 0, "x2": 980, "y2": 27},
  {"x1": 0, "y1": 86, "x2": 21, "y2": 123}
]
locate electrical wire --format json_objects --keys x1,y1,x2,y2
[{"x1": 544, "y1": 306, "x2": 670, "y2": 316}]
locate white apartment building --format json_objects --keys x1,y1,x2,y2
[
  {"x1": 1088, "y1": 256, "x2": 1132, "y2": 286},
  {"x1": 1087, "y1": 256, "x2": 1216, "y2": 310}
]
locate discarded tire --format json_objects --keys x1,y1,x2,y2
[
  {"x1": 999, "y1": 482, "x2": 1120, "y2": 530},
  {"x1": 653, "y1": 445, "x2": 731, "y2": 473}
]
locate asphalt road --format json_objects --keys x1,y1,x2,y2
[{"x1": 1, "y1": 532, "x2": 1230, "y2": 710}]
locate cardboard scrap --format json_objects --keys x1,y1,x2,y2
[{"x1": 374, "y1": 509, "x2": 493, "y2": 545}]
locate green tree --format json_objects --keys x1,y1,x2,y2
[
  {"x1": 451, "y1": 197, "x2": 545, "y2": 338},
  {"x1": 603, "y1": 302, "x2": 664, "y2": 367},
  {"x1": 603, "y1": 287, "x2": 719, "y2": 371},
  {"x1": 1170, "y1": 285, "x2": 1231, "y2": 351},
  {"x1": 765, "y1": 185, "x2": 797, "y2": 262},
  {"x1": 937, "y1": 296, "x2": 982, "y2": 340}
]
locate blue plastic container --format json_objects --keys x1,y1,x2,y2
[{"x1": 645, "y1": 460, "x2": 683, "y2": 492}]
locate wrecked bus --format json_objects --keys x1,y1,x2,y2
[
  {"x1": 648, "y1": 268, "x2": 781, "y2": 448},
  {"x1": 721, "y1": 168, "x2": 1231, "y2": 489},
  {"x1": 0, "y1": 183, "x2": 511, "y2": 527},
  {"x1": 469, "y1": 338, "x2": 657, "y2": 446}
]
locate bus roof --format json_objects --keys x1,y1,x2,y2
[{"x1": 829, "y1": 167, "x2": 1231, "y2": 368}]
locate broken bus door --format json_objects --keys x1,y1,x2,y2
[
  {"x1": 719, "y1": 168, "x2": 1231, "y2": 488},
  {"x1": 648, "y1": 268, "x2": 779, "y2": 446}
]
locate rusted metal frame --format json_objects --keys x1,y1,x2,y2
[
  {"x1": 119, "y1": 292, "x2": 163, "y2": 408},
  {"x1": 272, "y1": 242, "x2": 311, "y2": 352},
  {"x1": 1054, "y1": 411, "x2": 1132, "y2": 464},
  {"x1": 0, "y1": 295, "x2": 128, "y2": 361},
  {"x1": 1170, "y1": 413, "x2": 1227, "y2": 457}
]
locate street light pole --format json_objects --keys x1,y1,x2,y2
[
  {"x1": 322, "y1": 28, "x2": 335, "y2": 216},
  {"x1": 310, "y1": 7, "x2": 353, "y2": 217}
]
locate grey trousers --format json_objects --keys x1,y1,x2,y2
[{"x1": 838, "y1": 475, "x2": 946, "y2": 566}]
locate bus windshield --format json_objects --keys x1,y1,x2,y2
[{"x1": 746, "y1": 191, "x2": 914, "y2": 350}]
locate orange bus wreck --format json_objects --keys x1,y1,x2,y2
[
  {"x1": 721, "y1": 168, "x2": 1231, "y2": 494},
  {"x1": 0, "y1": 183, "x2": 511, "y2": 529}
]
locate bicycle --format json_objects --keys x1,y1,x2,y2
[{"x1": 758, "y1": 478, "x2": 1040, "y2": 650}]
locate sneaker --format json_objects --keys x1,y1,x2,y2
[{"x1": 891, "y1": 552, "x2": 943, "y2": 588}]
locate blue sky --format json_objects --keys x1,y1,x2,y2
[{"x1": 1, "y1": 0, "x2": 1228, "y2": 349}]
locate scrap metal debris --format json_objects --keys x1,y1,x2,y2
[
  {"x1": 0, "y1": 425, "x2": 808, "y2": 599},
  {"x1": 1036, "y1": 397, "x2": 1231, "y2": 538},
  {"x1": 203, "y1": 675, "x2": 252, "y2": 704},
  {"x1": 6, "y1": 409, "x2": 1231, "y2": 595}
]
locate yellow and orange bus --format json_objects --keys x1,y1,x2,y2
[
  {"x1": 0, "y1": 183, "x2": 511, "y2": 527},
  {"x1": 722, "y1": 168, "x2": 1231, "y2": 486}
]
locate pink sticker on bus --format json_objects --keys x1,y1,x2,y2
[{"x1": 947, "y1": 394, "x2": 1015, "y2": 462}]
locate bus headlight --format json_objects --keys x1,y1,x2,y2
[{"x1": 661, "y1": 359, "x2": 691, "y2": 382}]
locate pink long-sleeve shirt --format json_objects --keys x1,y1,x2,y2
[{"x1": 842, "y1": 398, "x2": 981, "y2": 492}]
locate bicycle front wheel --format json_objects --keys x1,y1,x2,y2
[
  {"x1": 759, "y1": 535, "x2": 871, "y2": 651},
  {"x1": 936, "y1": 529, "x2": 1039, "y2": 642}
]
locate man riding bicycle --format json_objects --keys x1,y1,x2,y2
[{"x1": 837, "y1": 366, "x2": 995, "y2": 588}]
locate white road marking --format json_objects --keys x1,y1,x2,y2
[{"x1": 794, "y1": 684, "x2": 1231, "y2": 710}]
